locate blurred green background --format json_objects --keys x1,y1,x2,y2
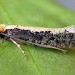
[{"x1": 0, "y1": 0, "x2": 75, "y2": 75}]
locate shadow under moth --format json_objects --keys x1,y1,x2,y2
[{"x1": 0, "y1": 24, "x2": 75, "y2": 56}]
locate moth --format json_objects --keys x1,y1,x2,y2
[{"x1": 0, "y1": 24, "x2": 75, "y2": 56}]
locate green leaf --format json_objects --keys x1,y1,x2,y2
[{"x1": 0, "y1": 0, "x2": 75, "y2": 75}]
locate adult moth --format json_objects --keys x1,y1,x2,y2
[{"x1": 0, "y1": 24, "x2": 75, "y2": 56}]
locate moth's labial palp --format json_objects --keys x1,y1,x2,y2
[{"x1": 0, "y1": 33, "x2": 6, "y2": 45}]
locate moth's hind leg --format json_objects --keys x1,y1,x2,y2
[
  {"x1": 52, "y1": 47, "x2": 67, "y2": 53},
  {"x1": 9, "y1": 38, "x2": 26, "y2": 56}
]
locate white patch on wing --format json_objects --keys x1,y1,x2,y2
[{"x1": 66, "y1": 25, "x2": 75, "y2": 33}]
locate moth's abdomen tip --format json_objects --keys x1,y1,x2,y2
[{"x1": 0, "y1": 24, "x2": 5, "y2": 32}]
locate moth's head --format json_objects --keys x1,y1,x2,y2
[
  {"x1": 0, "y1": 24, "x2": 5, "y2": 32},
  {"x1": 0, "y1": 25, "x2": 5, "y2": 39}
]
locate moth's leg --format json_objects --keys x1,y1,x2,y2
[
  {"x1": 52, "y1": 47, "x2": 67, "y2": 53},
  {"x1": 9, "y1": 38, "x2": 26, "y2": 56},
  {"x1": 39, "y1": 44, "x2": 67, "y2": 53}
]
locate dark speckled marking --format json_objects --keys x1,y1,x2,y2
[{"x1": 1, "y1": 28, "x2": 75, "y2": 48}]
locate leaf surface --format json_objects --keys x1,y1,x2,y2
[{"x1": 0, "y1": 0, "x2": 75, "y2": 75}]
